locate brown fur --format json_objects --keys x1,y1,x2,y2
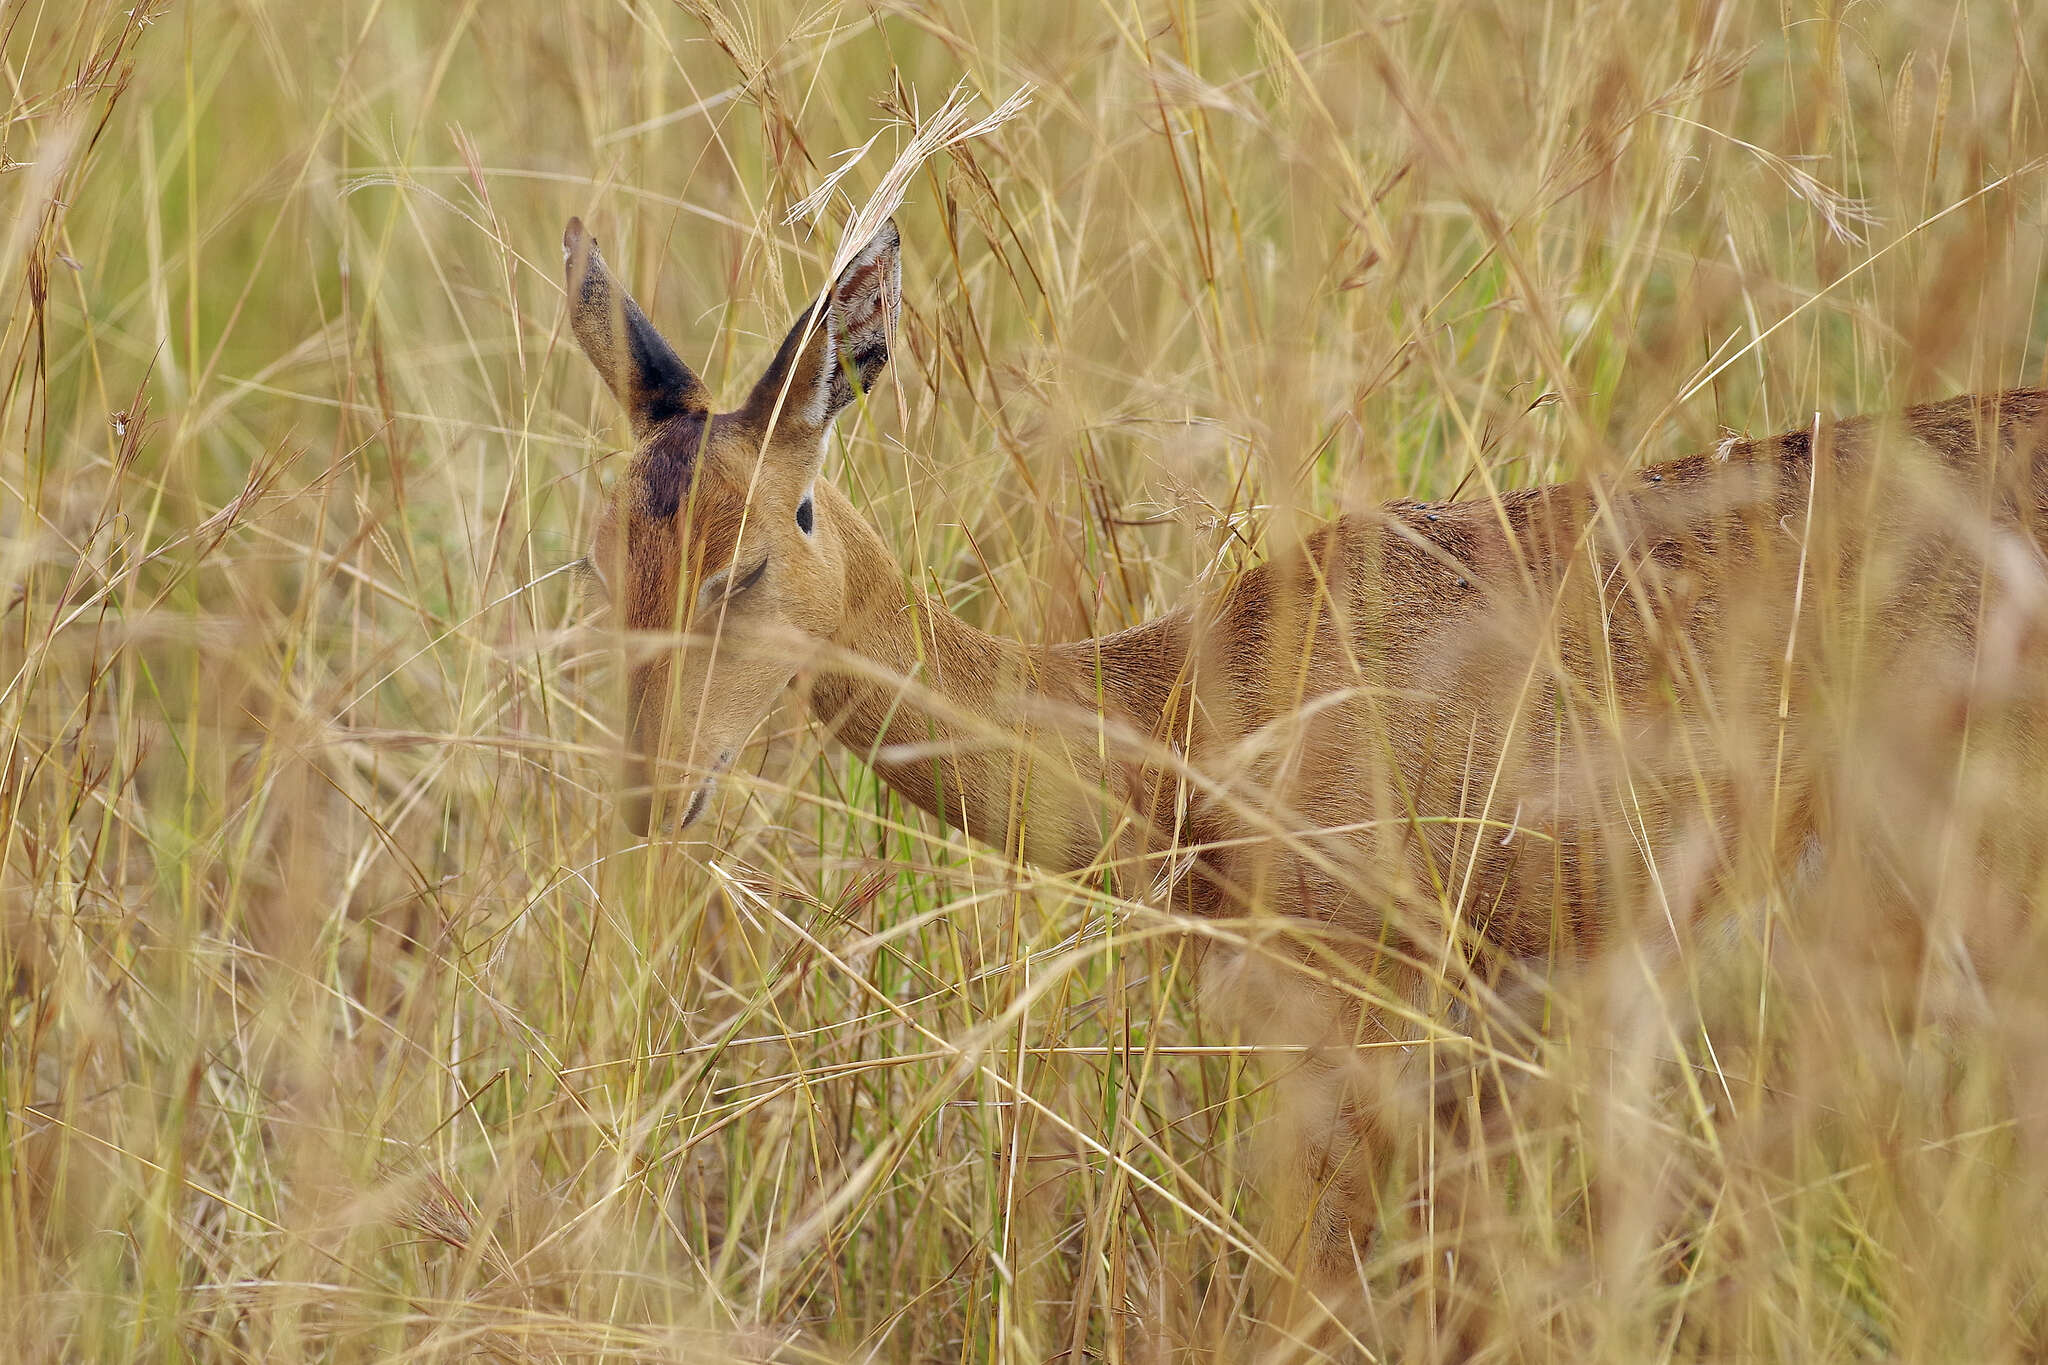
[{"x1": 563, "y1": 218, "x2": 2048, "y2": 1320}]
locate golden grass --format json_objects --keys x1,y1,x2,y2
[{"x1": 5, "y1": 0, "x2": 2048, "y2": 1360}]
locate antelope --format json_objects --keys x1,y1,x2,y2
[{"x1": 561, "y1": 214, "x2": 2048, "y2": 1314}]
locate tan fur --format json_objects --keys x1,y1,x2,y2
[{"x1": 564, "y1": 219, "x2": 2048, "y2": 1303}]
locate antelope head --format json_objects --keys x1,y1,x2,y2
[{"x1": 563, "y1": 217, "x2": 901, "y2": 836}]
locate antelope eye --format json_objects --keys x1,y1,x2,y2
[{"x1": 796, "y1": 493, "x2": 815, "y2": 535}]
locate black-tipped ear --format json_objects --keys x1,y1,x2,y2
[
  {"x1": 563, "y1": 218, "x2": 708, "y2": 436},
  {"x1": 742, "y1": 218, "x2": 902, "y2": 443}
]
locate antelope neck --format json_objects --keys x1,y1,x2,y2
[{"x1": 804, "y1": 480, "x2": 1191, "y2": 870}]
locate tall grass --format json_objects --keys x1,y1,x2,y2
[{"x1": 4, "y1": 0, "x2": 2048, "y2": 1360}]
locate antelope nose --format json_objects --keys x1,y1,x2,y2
[
  {"x1": 621, "y1": 789, "x2": 653, "y2": 838},
  {"x1": 621, "y1": 756, "x2": 655, "y2": 837}
]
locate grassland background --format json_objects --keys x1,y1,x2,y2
[{"x1": 6, "y1": 0, "x2": 2048, "y2": 1360}]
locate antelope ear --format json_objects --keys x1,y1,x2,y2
[
  {"x1": 563, "y1": 218, "x2": 708, "y2": 436},
  {"x1": 741, "y1": 218, "x2": 901, "y2": 445}
]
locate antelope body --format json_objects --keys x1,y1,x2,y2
[{"x1": 563, "y1": 216, "x2": 2048, "y2": 1288}]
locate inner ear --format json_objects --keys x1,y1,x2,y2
[
  {"x1": 825, "y1": 226, "x2": 898, "y2": 409},
  {"x1": 741, "y1": 219, "x2": 902, "y2": 442}
]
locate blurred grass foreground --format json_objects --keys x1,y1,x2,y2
[{"x1": 7, "y1": 0, "x2": 2048, "y2": 1360}]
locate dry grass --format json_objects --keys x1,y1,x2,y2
[{"x1": 6, "y1": 0, "x2": 2048, "y2": 1360}]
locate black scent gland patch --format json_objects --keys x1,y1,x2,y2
[
  {"x1": 640, "y1": 411, "x2": 707, "y2": 519},
  {"x1": 796, "y1": 494, "x2": 815, "y2": 535}
]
